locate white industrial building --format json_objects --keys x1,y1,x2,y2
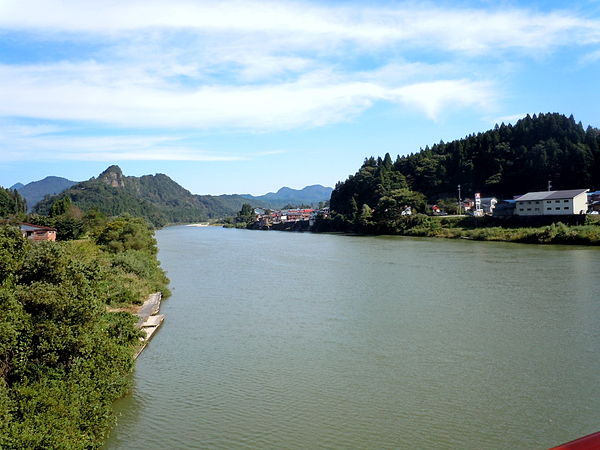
[{"x1": 515, "y1": 189, "x2": 589, "y2": 216}]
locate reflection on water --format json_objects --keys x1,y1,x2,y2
[{"x1": 106, "y1": 227, "x2": 600, "y2": 449}]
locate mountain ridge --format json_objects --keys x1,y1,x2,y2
[
  {"x1": 33, "y1": 166, "x2": 330, "y2": 226},
  {"x1": 12, "y1": 176, "x2": 79, "y2": 212},
  {"x1": 241, "y1": 184, "x2": 332, "y2": 208}
]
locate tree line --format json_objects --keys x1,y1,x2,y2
[{"x1": 327, "y1": 113, "x2": 600, "y2": 233}]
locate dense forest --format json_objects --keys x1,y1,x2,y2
[
  {"x1": 33, "y1": 165, "x2": 274, "y2": 226},
  {"x1": 0, "y1": 212, "x2": 169, "y2": 448},
  {"x1": 0, "y1": 188, "x2": 26, "y2": 217},
  {"x1": 330, "y1": 113, "x2": 600, "y2": 227}
]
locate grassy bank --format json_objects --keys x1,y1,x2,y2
[
  {"x1": 408, "y1": 219, "x2": 600, "y2": 245},
  {"x1": 0, "y1": 217, "x2": 170, "y2": 449},
  {"x1": 315, "y1": 214, "x2": 600, "y2": 246}
]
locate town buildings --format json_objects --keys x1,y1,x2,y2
[{"x1": 514, "y1": 189, "x2": 589, "y2": 216}]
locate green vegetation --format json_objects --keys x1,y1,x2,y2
[
  {"x1": 325, "y1": 113, "x2": 600, "y2": 243},
  {"x1": 34, "y1": 165, "x2": 271, "y2": 226},
  {"x1": 12, "y1": 176, "x2": 78, "y2": 212},
  {"x1": 0, "y1": 214, "x2": 169, "y2": 448},
  {"x1": 315, "y1": 212, "x2": 600, "y2": 246},
  {"x1": 394, "y1": 112, "x2": 600, "y2": 199},
  {"x1": 398, "y1": 215, "x2": 600, "y2": 245},
  {"x1": 0, "y1": 187, "x2": 26, "y2": 218}
]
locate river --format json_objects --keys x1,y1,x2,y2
[{"x1": 106, "y1": 226, "x2": 600, "y2": 449}]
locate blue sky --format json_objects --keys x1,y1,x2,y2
[{"x1": 1, "y1": 0, "x2": 599, "y2": 195}]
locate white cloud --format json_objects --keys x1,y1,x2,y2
[
  {"x1": 0, "y1": 0, "x2": 598, "y2": 163},
  {"x1": 0, "y1": 62, "x2": 495, "y2": 129},
  {"x1": 0, "y1": 128, "x2": 245, "y2": 161},
  {"x1": 580, "y1": 48, "x2": 600, "y2": 64},
  {"x1": 0, "y1": 1, "x2": 598, "y2": 52},
  {"x1": 390, "y1": 80, "x2": 496, "y2": 120},
  {"x1": 489, "y1": 113, "x2": 528, "y2": 125}
]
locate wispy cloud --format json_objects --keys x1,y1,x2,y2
[
  {"x1": 0, "y1": 127, "x2": 246, "y2": 161},
  {"x1": 1, "y1": 1, "x2": 598, "y2": 52},
  {"x1": 0, "y1": 0, "x2": 598, "y2": 162},
  {"x1": 0, "y1": 63, "x2": 496, "y2": 129},
  {"x1": 489, "y1": 113, "x2": 529, "y2": 125}
]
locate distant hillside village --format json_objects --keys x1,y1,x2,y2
[
  {"x1": 248, "y1": 189, "x2": 598, "y2": 230},
  {"x1": 253, "y1": 207, "x2": 331, "y2": 229}
]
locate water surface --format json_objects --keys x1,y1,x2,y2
[{"x1": 106, "y1": 227, "x2": 600, "y2": 449}]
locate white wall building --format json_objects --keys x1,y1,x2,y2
[{"x1": 515, "y1": 189, "x2": 589, "y2": 216}]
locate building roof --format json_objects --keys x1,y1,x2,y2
[
  {"x1": 19, "y1": 223, "x2": 57, "y2": 232},
  {"x1": 516, "y1": 189, "x2": 588, "y2": 202}
]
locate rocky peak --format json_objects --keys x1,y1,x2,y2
[{"x1": 98, "y1": 165, "x2": 125, "y2": 188}]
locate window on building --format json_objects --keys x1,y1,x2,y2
[
  {"x1": 564, "y1": 199, "x2": 569, "y2": 203},
  {"x1": 519, "y1": 208, "x2": 524, "y2": 212},
  {"x1": 535, "y1": 201, "x2": 540, "y2": 204},
  {"x1": 564, "y1": 207, "x2": 569, "y2": 210},
  {"x1": 556, "y1": 207, "x2": 561, "y2": 210},
  {"x1": 546, "y1": 208, "x2": 552, "y2": 211},
  {"x1": 527, "y1": 208, "x2": 532, "y2": 211},
  {"x1": 555, "y1": 200, "x2": 560, "y2": 203}
]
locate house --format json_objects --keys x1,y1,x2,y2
[
  {"x1": 19, "y1": 223, "x2": 57, "y2": 241},
  {"x1": 479, "y1": 197, "x2": 498, "y2": 215},
  {"x1": 492, "y1": 200, "x2": 516, "y2": 217},
  {"x1": 587, "y1": 191, "x2": 600, "y2": 213},
  {"x1": 514, "y1": 189, "x2": 589, "y2": 216},
  {"x1": 462, "y1": 198, "x2": 474, "y2": 211}
]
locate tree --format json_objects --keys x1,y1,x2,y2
[
  {"x1": 49, "y1": 196, "x2": 73, "y2": 218},
  {"x1": 374, "y1": 189, "x2": 426, "y2": 225},
  {"x1": 94, "y1": 216, "x2": 157, "y2": 255},
  {"x1": 236, "y1": 203, "x2": 255, "y2": 225},
  {"x1": 0, "y1": 226, "x2": 29, "y2": 284},
  {"x1": 0, "y1": 188, "x2": 26, "y2": 218},
  {"x1": 358, "y1": 204, "x2": 373, "y2": 228}
]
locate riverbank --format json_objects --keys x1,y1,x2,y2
[
  {"x1": 310, "y1": 214, "x2": 600, "y2": 245},
  {"x1": 134, "y1": 292, "x2": 165, "y2": 359}
]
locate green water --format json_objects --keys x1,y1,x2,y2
[{"x1": 106, "y1": 226, "x2": 600, "y2": 449}]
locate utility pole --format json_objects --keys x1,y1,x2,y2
[
  {"x1": 457, "y1": 184, "x2": 462, "y2": 215},
  {"x1": 547, "y1": 180, "x2": 552, "y2": 191}
]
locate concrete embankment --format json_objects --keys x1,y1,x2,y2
[{"x1": 134, "y1": 292, "x2": 164, "y2": 359}]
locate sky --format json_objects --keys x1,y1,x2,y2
[{"x1": 1, "y1": 0, "x2": 599, "y2": 195}]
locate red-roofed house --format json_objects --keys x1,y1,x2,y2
[{"x1": 19, "y1": 223, "x2": 57, "y2": 241}]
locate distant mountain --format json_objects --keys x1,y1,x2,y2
[
  {"x1": 14, "y1": 176, "x2": 78, "y2": 211},
  {"x1": 34, "y1": 165, "x2": 270, "y2": 226},
  {"x1": 9, "y1": 182, "x2": 25, "y2": 190},
  {"x1": 241, "y1": 185, "x2": 333, "y2": 208}
]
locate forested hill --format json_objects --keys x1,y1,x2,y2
[
  {"x1": 13, "y1": 176, "x2": 78, "y2": 212},
  {"x1": 33, "y1": 166, "x2": 267, "y2": 226},
  {"x1": 331, "y1": 113, "x2": 600, "y2": 218},
  {"x1": 241, "y1": 185, "x2": 333, "y2": 208}
]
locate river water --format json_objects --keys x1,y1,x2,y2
[{"x1": 106, "y1": 226, "x2": 600, "y2": 449}]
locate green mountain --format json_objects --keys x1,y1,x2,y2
[
  {"x1": 330, "y1": 113, "x2": 600, "y2": 219},
  {"x1": 12, "y1": 176, "x2": 78, "y2": 211},
  {"x1": 34, "y1": 166, "x2": 268, "y2": 226},
  {"x1": 241, "y1": 185, "x2": 332, "y2": 208}
]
